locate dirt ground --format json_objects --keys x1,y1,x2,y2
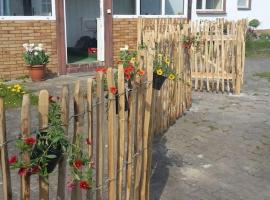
[
  {"x1": 1, "y1": 58, "x2": 270, "y2": 199},
  {"x1": 151, "y1": 58, "x2": 270, "y2": 200}
]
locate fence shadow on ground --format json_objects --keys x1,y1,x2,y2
[{"x1": 150, "y1": 136, "x2": 183, "y2": 200}]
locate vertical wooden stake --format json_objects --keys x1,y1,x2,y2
[
  {"x1": 57, "y1": 85, "x2": 69, "y2": 200},
  {"x1": 117, "y1": 65, "x2": 126, "y2": 199},
  {"x1": 21, "y1": 94, "x2": 31, "y2": 200},
  {"x1": 86, "y1": 79, "x2": 94, "y2": 199},
  {"x1": 38, "y1": 90, "x2": 49, "y2": 200},
  {"x1": 0, "y1": 98, "x2": 12, "y2": 200},
  {"x1": 71, "y1": 81, "x2": 84, "y2": 200},
  {"x1": 96, "y1": 72, "x2": 104, "y2": 200},
  {"x1": 107, "y1": 68, "x2": 117, "y2": 200}
]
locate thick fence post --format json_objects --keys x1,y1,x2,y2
[
  {"x1": 0, "y1": 98, "x2": 12, "y2": 200},
  {"x1": 38, "y1": 90, "x2": 49, "y2": 200},
  {"x1": 21, "y1": 94, "x2": 31, "y2": 200},
  {"x1": 57, "y1": 85, "x2": 69, "y2": 200}
]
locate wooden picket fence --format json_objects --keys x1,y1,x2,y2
[
  {"x1": 0, "y1": 47, "x2": 191, "y2": 199},
  {"x1": 189, "y1": 19, "x2": 247, "y2": 94}
]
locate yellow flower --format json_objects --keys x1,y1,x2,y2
[
  {"x1": 158, "y1": 54, "x2": 163, "y2": 59},
  {"x1": 130, "y1": 57, "x2": 136, "y2": 63},
  {"x1": 11, "y1": 88, "x2": 16, "y2": 92},
  {"x1": 7, "y1": 86, "x2": 11, "y2": 89},
  {"x1": 168, "y1": 74, "x2": 176, "y2": 80},
  {"x1": 156, "y1": 69, "x2": 163, "y2": 76},
  {"x1": 165, "y1": 57, "x2": 170, "y2": 65}
]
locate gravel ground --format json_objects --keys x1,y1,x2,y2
[{"x1": 1, "y1": 58, "x2": 270, "y2": 199}]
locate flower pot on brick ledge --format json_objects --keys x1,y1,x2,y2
[{"x1": 28, "y1": 65, "x2": 46, "y2": 81}]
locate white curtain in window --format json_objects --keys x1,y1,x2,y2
[
  {"x1": 206, "y1": 0, "x2": 222, "y2": 9},
  {"x1": 113, "y1": 0, "x2": 136, "y2": 14},
  {"x1": 165, "y1": 0, "x2": 184, "y2": 15},
  {"x1": 140, "y1": 0, "x2": 161, "y2": 15}
]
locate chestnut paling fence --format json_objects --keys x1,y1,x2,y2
[
  {"x1": 138, "y1": 18, "x2": 247, "y2": 94},
  {"x1": 0, "y1": 52, "x2": 192, "y2": 199}
]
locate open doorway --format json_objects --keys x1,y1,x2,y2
[{"x1": 65, "y1": 0, "x2": 101, "y2": 64}]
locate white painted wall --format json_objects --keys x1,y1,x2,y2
[
  {"x1": 65, "y1": 0, "x2": 100, "y2": 47},
  {"x1": 191, "y1": 0, "x2": 270, "y2": 29}
]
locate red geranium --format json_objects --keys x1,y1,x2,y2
[
  {"x1": 137, "y1": 69, "x2": 145, "y2": 76},
  {"x1": 79, "y1": 180, "x2": 90, "y2": 190},
  {"x1": 109, "y1": 87, "x2": 118, "y2": 95},
  {"x1": 24, "y1": 137, "x2": 36, "y2": 145},
  {"x1": 73, "y1": 160, "x2": 83, "y2": 169},
  {"x1": 125, "y1": 73, "x2": 131, "y2": 80},
  {"x1": 18, "y1": 168, "x2": 28, "y2": 176},
  {"x1": 8, "y1": 155, "x2": 17, "y2": 165},
  {"x1": 96, "y1": 67, "x2": 107, "y2": 73},
  {"x1": 86, "y1": 138, "x2": 92, "y2": 145},
  {"x1": 124, "y1": 66, "x2": 134, "y2": 74},
  {"x1": 30, "y1": 165, "x2": 40, "y2": 174}
]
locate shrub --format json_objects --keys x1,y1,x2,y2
[{"x1": 249, "y1": 19, "x2": 260, "y2": 29}]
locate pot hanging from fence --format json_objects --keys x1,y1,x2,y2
[{"x1": 153, "y1": 73, "x2": 167, "y2": 90}]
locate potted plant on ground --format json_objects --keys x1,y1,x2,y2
[
  {"x1": 153, "y1": 53, "x2": 176, "y2": 90},
  {"x1": 22, "y1": 43, "x2": 49, "y2": 81}
]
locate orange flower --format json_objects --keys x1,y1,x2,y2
[
  {"x1": 110, "y1": 87, "x2": 118, "y2": 95},
  {"x1": 125, "y1": 73, "x2": 131, "y2": 80},
  {"x1": 96, "y1": 67, "x2": 107, "y2": 73},
  {"x1": 124, "y1": 66, "x2": 134, "y2": 74},
  {"x1": 137, "y1": 69, "x2": 145, "y2": 76}
]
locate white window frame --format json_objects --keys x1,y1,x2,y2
[
  {"x1": 0, "y1": 0, "x2": 56, "y2": 21},
  {"x1": 196, "y1": 0, "x2": 225, "y2": 12},
  {"x1": 237, "y1": 0, "x2": 251, "y2": 10},
  {"x1": 113, "y1": 0, "x2": 188, "y2": 19}
]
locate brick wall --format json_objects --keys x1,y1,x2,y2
[
  {"x1": 112, "y1": 18, "x2": 138, "y2": 64},
  {"x1": 0, "y1": 21, "x2": 58, "y2": 80}
]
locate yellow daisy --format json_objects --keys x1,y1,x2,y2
[
  {"x1": 168, "y1": 74, "x2": 176, "y2": 80},
  {"x1": 165, "y1": 57, "x2": 170, "y2": 65},
  {"x1": 11, "y1": 88, "x2": 16, "y2": 92},
  {"x1": 156, "y1": 69, "x2": 163, "y2": 76}
]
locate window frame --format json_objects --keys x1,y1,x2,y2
[
  {"x1": 0, "y1": 0, "x2": 56, "y2": 21},
  {"x1": 196, "y1": 0, "x2": 226, "y2": 14},
  {"x1": 113, "y1": 0, "x2": 187, "y2": 18},
  {"x1": 237, "y1": 0, "x2": 251, "y2": 10}
]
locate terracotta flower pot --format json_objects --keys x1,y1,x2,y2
[{"x1": 29, "y1": 65, "x2": 46, "y2": 81}]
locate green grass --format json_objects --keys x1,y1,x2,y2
[
  {"x1": 254, "y1": 72, "x2": 270, "y2": 82},
  {"x1": 246, "y1": 39, "x2": 270, "y2": 57},
  {"x1": 0, "y1": 83, "x2": 38, "y2": 108}
]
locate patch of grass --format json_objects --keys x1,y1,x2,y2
[
  {"x1": 254, "y1": 72, "x2": 270, "y2": 82},
  {"x1": 246, "y1": 39, "x2": 270, "y2": 57},
  {"x1": 0, "y1": 83, "x2": 38, "y2": 108}
]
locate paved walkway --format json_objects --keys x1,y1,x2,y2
[{"x1": 151, "y1": 58, "x2": 270, "y2": 200}]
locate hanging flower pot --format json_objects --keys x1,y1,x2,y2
[
  {"x1": 30, "y1": 133, "x2": 63, "y2": 174},
  {"x1": 153, "y1": 73, "x2": 167, "y2": 90}
]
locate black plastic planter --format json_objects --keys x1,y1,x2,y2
[
  {"x1": 115, "y1": 93, "x2": 129, "y2": 114},
  {"x1": 153, "y1": 73, "x2": 167, "y2": 90},
  {"x1": 30, "y1": 142, "x2": 62, "y2": 174}
]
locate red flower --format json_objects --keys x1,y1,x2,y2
[
  {"x1": 73, "y1": 160, "x2": 83, "y2": 169},
  {"x1": 96, "y1": 67, "x2": 107, "y2": 73},
  {"x1": 24, "y1": 137, "x2": 36, "y2": 145},
  {"x1": 86, "y1": 138, "x2": 92, "y2": 145},
  {"x1": 30, "y1": 165, "x2": 40, "y2": 174},
  {"x1": 79, "y1": 180, "x2": 90, "y2": 190},
  {"x1": 137, "y1": 69, "x2": 145, "y2": 76},
  {"x1": 125, "y1": 73, "x2": 131, "y2": 80},
  {"x1": 18, "y1": 168, "x2": 28, "y2": 176},
  {"x1": 109, "y1": 87, "x2": 118, "y2": 95},
  {"x1": 8, "y1": 155, "x2": 17, "y2": 165},
  {"x1": 124, "y1": 66, "x2": 134, "y2": 74}
]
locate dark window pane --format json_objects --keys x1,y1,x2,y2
[
  {"x1": 140, "y1": 0, "x2": 161, "y2": 15},
  {"x1": 206, "y1": 0, "x2": 222, "y2": 9},
  {"x1": 197, "y1": 0, "x2": 202, "y2": 9},
  {"x1": 113, "y1": 0, "x2": 136, "y2": 14},
  {"x1": 1, "y1": 0, "x2": 52, "y2": 16}
]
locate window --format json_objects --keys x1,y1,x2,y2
[
  {"x1": 237, "y1": 0, "x2": 251, "y2": 10},
  {"x1": 113, "y1": 0, "x2": 185, "y2": 16},
  {"x1": 140, "y1": 0, "x2": 161, "y2": 15},
  {"x1": 0, "y1": 0, "x2": 54, "y2": 19},
  {"x1": 113, "y1": 0, "x2": 136, "y2": 15},
  {"x1": 165, "y1": 0, "x2": 184, "y2": 15},
  {"x1": 196, "y1": 0, "x2": 225, "y2": 12}
]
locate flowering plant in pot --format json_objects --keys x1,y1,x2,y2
[
  {"x1": 8, "y1": 96, "x2": 69, "y2": 178},
  {"x1": 153, "y1": 53, "x2": 176, "y2": 90},
  {"x1": 22, "y1": 43, "x2": 49, "y2": 81},
  {"x1": 182, "y1": 35, "x2": 201, "y2": 51}
]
